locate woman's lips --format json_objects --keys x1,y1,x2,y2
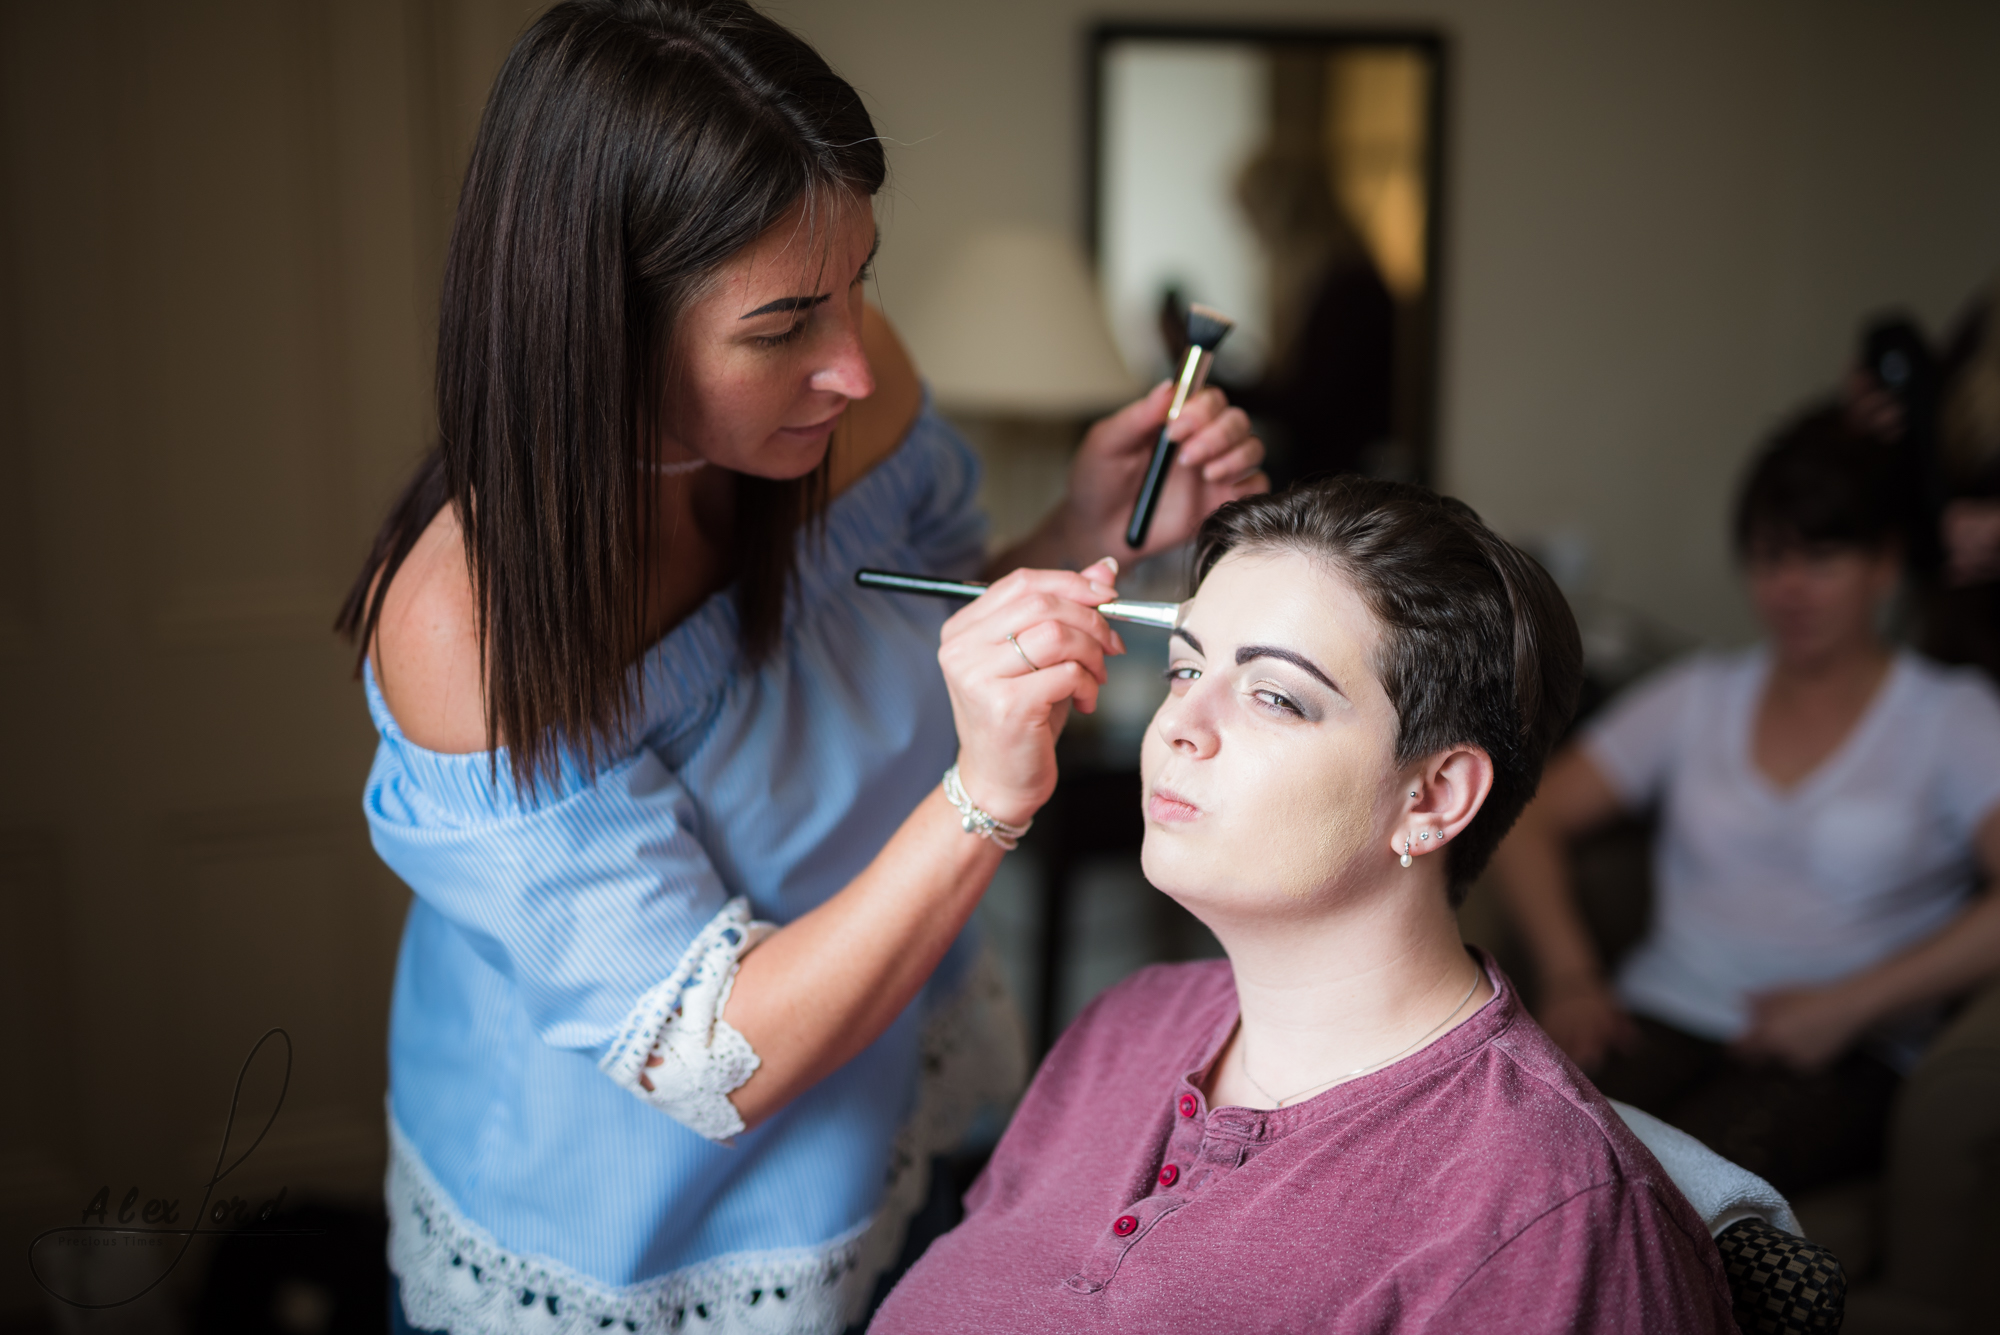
[
  {"x1": 1147, "y1": 787, "x2": 1201, "y2": 824},
  {"x1": 776, "y1": 407, "x2": 846, "y2": 438}
]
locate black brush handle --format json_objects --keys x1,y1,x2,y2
[
  {"x1": 854, "y1": 569, "x2": 988, "y2": 600},
  {"x1": 1125, "y1": 424, "x2": 1178, "y2": 549}
]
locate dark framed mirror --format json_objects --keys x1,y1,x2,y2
[{"x1": 1089, "y1": 24, "x2": 1448, "y2": 488}]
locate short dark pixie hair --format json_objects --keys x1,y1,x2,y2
[
  {"x1": 1191, "y1": 478, "x2": 1583, "y2": 905},
  {"x1": 1734, "y1": 405, "x2": 1902, "y2": 557}
]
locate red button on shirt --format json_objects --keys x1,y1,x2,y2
[
  {"x1": 1113, "y1": 1215, "x2": 1138, "y2": 1237},
  {"x1": 1177, "y1": 1094, "x2": 1197, "y2": 1118},
  {"x1": 1157, "y1": 1164, "x2": 1179, "y2": 1188}
]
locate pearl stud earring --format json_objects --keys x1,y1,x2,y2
[{"x1": 1400, "y1": 836, "x2": 1414, "y2": 869}]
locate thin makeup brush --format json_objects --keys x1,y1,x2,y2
[
  {"x1": 1125, "y1": 303, "x2": 1236, "y2": 550},
  {"x1": 854, "y1": 569, "x2": 1182, "y2": 630}
]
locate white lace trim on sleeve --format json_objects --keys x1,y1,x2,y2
[
  {"x1": 600, "y1": 897, "x2": 776, "y2": 1142},
  {"x1": 388, "y1": 946, "x2": 1029, "y2": 1334}
]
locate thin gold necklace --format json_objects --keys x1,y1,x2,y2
[{"x1": 1239, "y1": 967, "x2": 1482, "y2": 1109}]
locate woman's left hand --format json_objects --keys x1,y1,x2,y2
[
  {"x1": 1732, "y1": 984, "x2": 1870, "y2": 1072},
  {"x1": 1050, "y1": 381, "x2": 1268, "y2": 563}
]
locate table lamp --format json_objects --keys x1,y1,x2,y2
[{"x1": 897, "y1": 226, "x2": 1139, "y2": 547}]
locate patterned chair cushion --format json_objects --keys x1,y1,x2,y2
[{"x1": 1716, "y1": 1217, "x2": 1846, "y2": 1334}]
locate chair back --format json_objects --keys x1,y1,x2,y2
[{"x1": 1716, "y1": 1216, "x2": 1845, "y2": 1333}]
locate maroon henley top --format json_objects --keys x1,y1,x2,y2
[{"x1": 873, "y1": 952, "x2": 1734, "y2": 1333}]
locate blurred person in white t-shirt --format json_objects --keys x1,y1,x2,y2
[{"x1": 1490, "y1": 406, "x2": 2000, "y2": 1193}]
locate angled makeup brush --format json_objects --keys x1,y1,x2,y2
[{"x1": 1125, "y1": 303, "x2": 1236, "y2": 550}]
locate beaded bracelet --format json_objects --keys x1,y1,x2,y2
[{"x1": 941, "y1": 764, "x2": 1031, "y2": 851}]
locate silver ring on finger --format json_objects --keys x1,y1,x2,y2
[{"x1": 1006, "y1": 632, "x2": 1041, "y2": 673}]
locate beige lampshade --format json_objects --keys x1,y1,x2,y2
[{"x1": 897, "y1": 226, "x2": 1140, "y2": 416}]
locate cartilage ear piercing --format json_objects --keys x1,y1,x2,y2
[
  {"x1": 1400, "y1": 836, "x2": 1414, "y2": 869},
  {"x1": 1409, "y1": 790, "x2": 1418, "y2": 798}
]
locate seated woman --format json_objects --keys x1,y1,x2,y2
[
  {"x1": 872, "y1": 480, "x2": 1736, "y2": 1332},
  {"x1": 1488, "y1": 410, "x2": 2000, "y2": 1195}
]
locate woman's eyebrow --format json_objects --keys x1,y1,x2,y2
[
  {"x1": 1236, "y1": 644, "x2": 1342, "y2": 695},
  {"x1": 740, "y1": 291, "x2": 832, "y2": 319},
  {"x1": 1171, "y1": 627, "x2": 1205, "y2": 656}
]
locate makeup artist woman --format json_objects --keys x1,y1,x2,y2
[{"x1": 335, "y1": 3, "x2": 1263, "y2": 1333}]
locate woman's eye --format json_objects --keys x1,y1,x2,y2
[
  {"x1": 1253, "y1": 688, "x2": 1303, "y2": 717},
  {"x1": 751, "y1": 320, "x2": 809, "y2": 349},
  {"x1": 853, "y1": 261, "x2": 874, "y2": 287},
  {"x1": 1163, "y1": 665, "x2": 1200, "y2": 687}
]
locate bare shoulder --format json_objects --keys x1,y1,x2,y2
[
  {"x1": 827, "y1": 302, "x2": 924, "y2": 496},
  {"x1": 372, "y1": 505, "x2": 490, "y2": 754},
  {"x1": 370, "y1": 306, "x2": 917, "y2": 751}
]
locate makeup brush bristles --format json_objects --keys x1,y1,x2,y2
[{"x1": 1186, "y1": 303, "x2": 1236, "y2": 352}]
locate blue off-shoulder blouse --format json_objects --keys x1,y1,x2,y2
[{"x1": 363, "y1": 403, "x2": 1022, "y2": 1335}]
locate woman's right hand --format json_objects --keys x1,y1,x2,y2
[
  {"x1": 939, "y1": 557, "x2": 1125, "y2": 827},
  {"x1": 1537, "y1": 975, "x2": 1637, "y2": 1072}
]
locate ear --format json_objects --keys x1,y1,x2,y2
[{"x1": 1394, "y1": 745, "x2": 1495, "y2": 863}]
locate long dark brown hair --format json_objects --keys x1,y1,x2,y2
[
  {"x1": 336, "y1": 0, "x2": 885, "y2": 792},
  {"x1": 1192, "y1": 478, "x2": 1583, "y2": 902}
]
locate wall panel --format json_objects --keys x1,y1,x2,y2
[{"x1": 0, "y1": 1, "x2": 438, "y2": 1324}]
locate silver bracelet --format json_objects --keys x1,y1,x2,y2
[{"x1": 942, "y1": 764, "x2": 1031, "y2": 851}]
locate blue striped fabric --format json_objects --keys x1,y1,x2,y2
[{"x1": 362, "y1": 402, "x2": 987, "y2": 1292}]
